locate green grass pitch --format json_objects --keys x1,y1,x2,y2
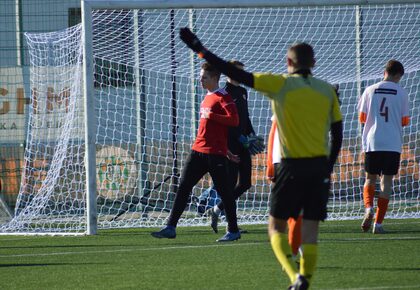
[{"x1": 0, "y1": 219, "x2": 419, "y2": 290}]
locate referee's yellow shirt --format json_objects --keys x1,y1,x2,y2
[{"x1": 254, "y1": 72, "x2": 342, "y2": 159}]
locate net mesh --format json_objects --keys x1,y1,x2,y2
[{"x1": 2, "y1": 4, "x2": 419, "y2": 234}]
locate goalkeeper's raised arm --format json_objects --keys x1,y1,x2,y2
[{"x1": 180, "y1": 28, "x2": 255, "y2": 88}]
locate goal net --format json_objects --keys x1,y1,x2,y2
[{"x1": 1, "y1": 1, "x2": 419, "y2": 234}]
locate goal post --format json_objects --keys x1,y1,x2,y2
[
  {"x1": 1, "y1": 0, "x2": 419, "y2": 235},
  {"x1": 82, "y1": 0, "x2": 98, "y2": 235}
]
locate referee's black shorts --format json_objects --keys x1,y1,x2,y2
[
  {"x1": 364, "y1": 151, "x2": 401, "y2": 176},
  {"x1": 270, "y1": 157, "x2": 330, "y2": 221}
]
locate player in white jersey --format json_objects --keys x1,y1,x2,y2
[{"x1": 358, "y1": 59, "x2": 410, "y2": 234}]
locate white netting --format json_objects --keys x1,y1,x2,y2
[{"x1": 1, "y1": 4, "x2": 419, "y2": 234}]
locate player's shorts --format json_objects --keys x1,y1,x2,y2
[
  {"x1": 364, "y1": 151, "x2": 401, "y2": 175},
  {"x1": 270, "y1": 157, "x2": 330, "y2": 221}
]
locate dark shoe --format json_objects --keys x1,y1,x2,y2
[
  {"x1": 216, "y1": 231, "x2": 241, "y2": 242},
  {"x1": 226, "y1": 226, "x2": 248, "y2": 234},
  {"x1": 288, "y1": 275, "x2": 309, "y2": 290},
  {"x1": 372, "y1": 223, "x2": 386, "y2": 234},
  {"x1": 361, "y1": 210, "x2": 374, "y2": 232},
  {"x1": 151, "y1": 226, "x2": 176, "y2": 239},
  {"x1": 206, "y1": 207, "x2": 219, "y2": 233}
]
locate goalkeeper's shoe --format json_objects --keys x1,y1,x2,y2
[
  {"x1": 225, "y1": 225, "x2": 249, "y2": 234},
  {"x1": 206, "y1": 207, "x2": 219, "y2": 233},
  {"x1": 151, "y1": 226, "x2": 176, "y2": 239},
  {"x1": 372, "y1": 223, "x2": 386, "y2": 234},
  {"x1": 216, "y1": 231, "x2": 241, "y2": 242},
  {"x1": 288, "y1": 275, "x2": 309, "y2": 290},
  {"x1": 361, "y1": 209, "x2": 374, "y2": 232}
]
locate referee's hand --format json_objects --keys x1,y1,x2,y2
[{"x1": 180, "y1": 27, "x2": 205, "y2": 54}]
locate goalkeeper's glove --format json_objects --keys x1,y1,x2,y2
[
  {"x1": 238, "y1": 135, "x2": 250, "y2": 148},
  {"x1": 248, "y1": 134, "x2": 265, "y2": 155},
  {"x1": 333, "y1": 84, "x2": 341, "y2": 105},
  {"x1": 179, "y1": 27, "x2": 206, "y2": 55}
]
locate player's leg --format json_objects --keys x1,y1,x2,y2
[
  {"x1": 373, "y1": 152, "x2": 400, "y2": 234},
  {"x1": 288, "y1": 214, "x2": 303, "y2": 257},
  {"x1": 213, "y1": 149, "x2": 249, "y2": 213},
  {"x1": 373, "y1": 174, "x2": 392, "y2": 234},
  {"x1": 299, "y1": 158, "x2": 329, "y2": 287},
  {"x1": 209, "y1": 154, "x2": 240, "y2": 241},
  {"x1": 269, "y1": 215, "x2": 300, "y2": 284},
  {"x1": 361, "y1": 152, "x2": 379, "y2": 232},
  {"x1": 232, "y1": 149, "x2": 252, "y2": 200},
  {"x1": 208, "y1": 160, "x2": 239, "y2": 233},
  {"x1": 299, "y1": 220, "x2": 319, "y2": 286},
  {"x1": 214, "y1": 150, "x2": 252, "y2": 233},
  {"x1": 167, "y1": 151, "x2": 208, "y2": 226},
  {"x1": 151, "y1": 151, "x2": 207, "y2": 238},
  {"x1": 361, "y1": 172, "x2": 376, "y2": 232},
  {"x1": 268, "y1": 162, "x2": 301, "y2": 285}
]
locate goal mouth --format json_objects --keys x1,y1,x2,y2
[{"x1": 2, "y1": 1, "x2": 420, "y2": 235}]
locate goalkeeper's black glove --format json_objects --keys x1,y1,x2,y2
[
  {"x1": 179, "y1": 27, "x2": 206, "y2": 55},
  {"x1": 333, "y1": 84, "x2": 341, "y2": 105}
]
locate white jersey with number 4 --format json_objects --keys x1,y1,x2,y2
[{"x1": 358, "y1": 80, "x2": 409, "y2": 153}]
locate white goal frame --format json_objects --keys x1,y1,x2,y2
[{"x1": 47, "y1": 0, "x2": 420, "y2": 235}]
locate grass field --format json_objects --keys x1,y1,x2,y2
[{"x1": 0, "y1": 219, "x2": 419, "y2": 290}]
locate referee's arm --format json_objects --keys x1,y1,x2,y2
[
  {"x1": 180, "y1": 27, "x2": 254, "y2": 88},
  {"x1": 203, "y1": 51, "x2": 255, "y2": 88}
]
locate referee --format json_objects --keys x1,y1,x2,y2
[{"x1": 180, "y1": 28, "x2": 343, "y2": 290}]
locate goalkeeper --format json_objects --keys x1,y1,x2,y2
[
  {"x1": 180, "y1": 28, "x2": 343, "y2": 290},
  {"x1": 206, "y1": 60, "x2": 265, "y2": 234},
  {"x1": 151, "y1": 62, "x2": 241, "y2": 242}
]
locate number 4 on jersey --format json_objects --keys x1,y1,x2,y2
[{"x1": 380, "y1": 97, "x2": 388, "y2": 122}]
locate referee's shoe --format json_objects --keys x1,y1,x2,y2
[{"x1": 288, "y1": 275, "x2": 309, "y2": 290}]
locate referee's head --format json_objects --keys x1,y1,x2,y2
[{"x1": 287, "y1": 42, "x2": 315, "y2": 74}]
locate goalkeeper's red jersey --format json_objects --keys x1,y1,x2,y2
[{"x1": 192, "y1": 88, "x2": 239, "y2": 156}]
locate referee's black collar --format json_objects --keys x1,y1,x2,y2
[{"x1": 291, "y1": 69, "x2": 312, "y2": 76}]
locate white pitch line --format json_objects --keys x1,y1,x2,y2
[{"x1": 0, "y1": 241, "x2": 265, "y2": 258}]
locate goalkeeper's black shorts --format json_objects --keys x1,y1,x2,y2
[{"x1": 270, "y1": 157, "x2": 330, "y2": 221}]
